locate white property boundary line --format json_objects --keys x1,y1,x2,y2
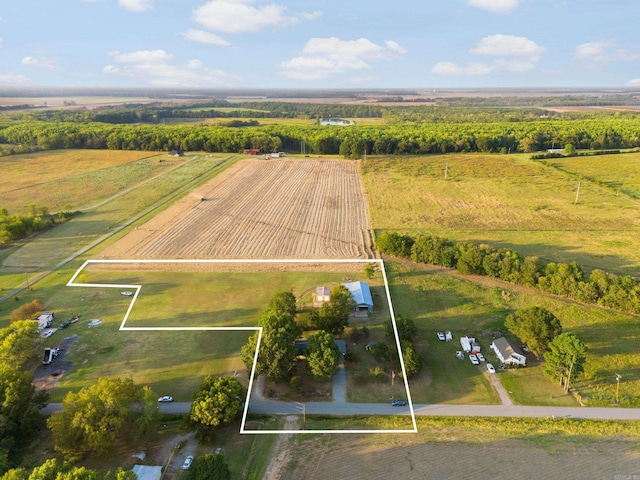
[{"x1": 67, "y1": 258, "x2": 418, "y2": 434}]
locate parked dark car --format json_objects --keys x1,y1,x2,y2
[{"x1": 391, "y1": 399, "x2": 406, "y2": 407}]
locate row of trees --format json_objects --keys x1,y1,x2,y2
[
  {"x1": 0, "y1": 207, "x2": 56, "y2": 246},
  {"x1": 505, "y1": 307, "x2": 587, "y2": 392},
  {"x1": 1, "y1": 458, "x2": 135, "y2": 480},
  {"x1": 376, "y1": 232, "x2": 640, "y2": 314},
  {"x1": 2, "y1": 117, "x2": 640, "y2": 157},
  {"x1": 0, "y1": 320, "x2": 48, "y2": 473}
]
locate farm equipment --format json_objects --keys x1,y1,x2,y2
[{"x1": 43, "y1": 347, "x2": 60, "y2": 365}]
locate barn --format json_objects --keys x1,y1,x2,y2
[{"x1": 342, "y1": 281, "x2": 373, "y2": 312}]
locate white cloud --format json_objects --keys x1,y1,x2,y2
[
  {"x1": 192, "y1": 0, "x2": 319, "y2": 34},
  {"x1": 183, "y1": 29, "x2": 230, "y2": 46},
  {"x1": 433, "y1": 34, "x2": 544, "y2": 76},
  {"x1": 627, "y1": 78, "x2": 640, "y2": 87},
  {"x1": 432, "y1": 61, "x2": 494, "y2": 76},
  {"x1": 0, "y1": 72, "x2": 34, "y2": 85},
  {"x1": 21, "y1": 56, "x2": 56, "y2": 69},
  {"x1": 281, "y1": 37, "x2": 407, "y2": 81},
  {"x1": 298, "y1": 10, "x2": 323, "y2": 20},
  {"x1": 576, "y1": 40, "x2": 639, "y2": 63},
  {"x1": 470, "y1": 34, "x2": 545, "y2": 57},
  {"x1": 104, "y1": 49, "x2": 241, "y2": 87},
  {"x1": 467, "y1": 0, "x2": 519, "y2": 13},
  {"x1": 109, "y1": 49, "x2": 173, "y2": 63},
  {"x1": 117, "y1": 0, "x2": 155, "y2": 12}
]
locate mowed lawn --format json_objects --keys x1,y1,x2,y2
[
  {"x1": 0, "y1": 149, "x2": 176, "y2": 214},
  {"x1": 363, "y1": 154, "x2": 640, "y2": 277},
  {"x1": 386, "y1": 260, "x2": 640, "y2": 407},
  {"x1": 39, "y1": 266, "x2": 378, "y2": 401}
]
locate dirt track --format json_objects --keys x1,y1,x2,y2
[{"x1": 101, "y1": 159, "x2": 374, "y2": 260}]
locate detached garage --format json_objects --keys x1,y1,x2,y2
[{"x1": 342, "y1": 281, "x2": 373, "y2": 312}]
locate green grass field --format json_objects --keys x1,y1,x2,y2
[
  {"x1": 0, "y1": 149, "x2": 176, "y2": 214},
  {"x1": 385, "y1": 260, "x2": 640, "y2": 407},
  {"x1": 549, "y1": 152, "x2": 640, "y2": 198},
  {"x1": 363, "y1": 154, "x2": 640, "y2": 277},
  {"x1": 19, "y1": 266, "x2": 378, "y2": 401}
]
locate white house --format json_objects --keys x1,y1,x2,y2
[{"x1": 491, "y1": 337, "x2": 527, "y2": 366}]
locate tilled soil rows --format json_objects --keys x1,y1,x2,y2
[{"x1": 101, "y1": 159, "x2": 375, "y2": 260}]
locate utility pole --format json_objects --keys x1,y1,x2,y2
[
  {"x1": 615, "y1": 373, "x2": 622, "y2": 403},
  {"x1": 444, "y1": 162, "x2": 449, "y2": 180},
  {"x1": 363, "y1": 147, "x2": 367, "y2": 164},
  {"x1": 574, "y1": 179, "x2": 581, "y2": 204}
]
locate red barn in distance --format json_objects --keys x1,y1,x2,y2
[{"x1": 243, "y1": 148, "x2": 261, "y2": 155}]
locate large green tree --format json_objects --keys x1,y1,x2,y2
[
  {"x1": 306, "y1": 331, "x2": 340, "y2": 380},
  {"x1": 385, "y1": 316, "x2": 417, "y2": 342},
  {"x1": 247, "y1": 310, "x2": 298, "y2": 381},
  {"x1": 187, "y1": 453, "x2": 231, "y2": 480},
  {"x1": 0, "y1": 320, "x2": 41, "y2": 365},
  {"x1": 0, "y1": 364, "x2": 48, "y2": 471},
  {"x1": 311, "y1": 285, "x2": 354, "y2": 335},
  {"x1": 268, "y1": 291, "x2": 297, "y2": 318},
  {"x1": 47, "y1": 377, "x2": 157, "y2": 460},
  {"x1": 505, "y1": 307, "x2": 562, "y2": 357},
  {"x1": 543, "y1": 333, "x2": 587, "y2": 393},
  {"x1": 190, "y1": 376, "x2": 245, "y2": 432}
]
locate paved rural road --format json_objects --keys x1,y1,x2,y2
[{"x1": 41, "y1": 400, "x2": 640, "y2": 421}]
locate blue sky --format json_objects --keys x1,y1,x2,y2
[{"x1": 1, "y1": 0, "x2": 639, "y2": 88}]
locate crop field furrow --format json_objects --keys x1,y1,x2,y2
[{"x1": 101, "y1": 159, "x2": 373, "y2": 259}]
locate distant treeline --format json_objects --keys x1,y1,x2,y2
[
  {"x1": 396, "y1": 94, "x2": 640, "y2": 107},
  {"x1": 376, "y1": 232, "x2": 640, "y2": 315},
  {"x1": 2, "y1": 118, "x2": 640, "y2": 157},
  {"x1": 14, "y1": 100, "x2": 640, "y2": 126}
]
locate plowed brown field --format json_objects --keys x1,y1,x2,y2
[{"x1": 101, "y1": 159, "x2": 374, "y2": 259}]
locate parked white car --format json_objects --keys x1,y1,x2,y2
[
  {"x1": 476, "y1": 353, "x2": 485, "y2": 362},
  {"x1": 182, "y1": 456, "x2": 194, "y2": 470},
  {"x1": 158, "y1": 396, "x2": 173, "y2": 403},
  {"x1": 437, "y1": 332, "x2": 446, "y2": 341},
  {"x1": 469, "y1": 354, "x2": 480, "y2": 365},
  {"x1": 486, "y1": 363, "x2": 496, "y2": 373}
]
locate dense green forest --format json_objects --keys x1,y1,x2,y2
[{"x1": 2, "y1": 116, "x2": 640, "y2": 157}]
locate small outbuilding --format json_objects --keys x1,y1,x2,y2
[
  {"x1": 314, "y1": 286, "x2": 332, "y2": 307},
  {"x1": 37, "y1": 312, "x2": 54, "y2": 330},
  {"x1": 168, "y1": 149, "x2": 184, "y2": 157},
  {"x1": 243, "y1": 148, "x2": 261, "y2": 155},
  {"x1": 491, "y1": 337, "x2": 527, "y2": 366},
  {"x1": 342, "y1": 281, "x2": 373, "y2": 312}
]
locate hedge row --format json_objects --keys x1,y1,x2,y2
[{"x1": 376, "y1": 231, "x2": 640, "y2": 315}]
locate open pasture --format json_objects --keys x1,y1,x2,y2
[
  {"x1": 101, "y1": 159, "x2": 374, "y2": 260},
  {"x1": 386, "y1": 260, "x2": 640, "y2": 407},
  {"x1": 0, "y1": 149, "x2": 173, "y2": 214},
  {"x1": 0, "y1": 153, "x2": 232, "y2": 289},
  {"x1": 363, "y1": 154, "x2": 640, "y2": 276},
  {"x1": 549, "y1": 151, "x2": 640, "y2": 198}
]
